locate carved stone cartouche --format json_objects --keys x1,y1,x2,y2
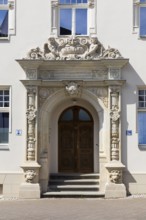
[{"x1": 26, "y1": 37, "x2": 122, "y2": 61}]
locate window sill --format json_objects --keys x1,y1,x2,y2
[
  {"x1": 0, "y1": 144, "x2": 9, "y2": 150},
  {"x1": 0, "y1": 36, "x2": 9, "y2": 41},
  {"x1": 138, "y1": 144, "x2": 146, "y2": 150}
]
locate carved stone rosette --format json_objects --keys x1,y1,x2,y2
[
  {"x1": 26, "y1": 87, "x2": 37, "y2": 161},
  {"x1": 110, "y1": 87, "x2": 120, "y2": 161}
]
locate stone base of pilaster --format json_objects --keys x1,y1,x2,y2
[
  {"x1": 105, "y1": 183, "x2": 126, "y2": 198},
  {"x1": 19, "y1": 183, "x2": 41, "y2": 199}
]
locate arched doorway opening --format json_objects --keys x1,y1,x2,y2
[{"x1": 58, "y1": 106, "x2": 93, "y2": 173}]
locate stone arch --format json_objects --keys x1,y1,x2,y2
[{"x1": 38, "y1": 88, "x2": 108, "y2": 192}]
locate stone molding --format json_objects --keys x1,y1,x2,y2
[{"x1": 25, "y1": 37, "x2": 122, "y2": 61}]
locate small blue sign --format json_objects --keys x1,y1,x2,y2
[
  {"x1": 126, "y1": 130, "x2": 132, "y2": 136},
  {"x1": 16, "y1": 129, "x2": 22, "y2": 136}
]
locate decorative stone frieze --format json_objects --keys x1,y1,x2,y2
[
  {"x1": 26, "y1": 87, "x2": 37, "y2": 161},
  {"x1": 25, "y1": 37, "x2": 122, "y2": 61},
  {"x1": 92, "y1": 69, "x2": 108, "y2": 79},
  {"x1": 26, "y1": 69, "x2": 38, "y2": 80},
  {"x1": 25, "y1": 170, "x2": 37, "y2": 183},
  {"x1": 108, "y1": 68, "x2": 121, "y2": 80}
]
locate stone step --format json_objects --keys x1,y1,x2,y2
[
  {"x1": 42, "y1": 191, "x2": 105, "y2": 198},
  {"x1": 43, "y1": 173, "x2": 103, "y2": 198},
  {"x1": 50, "y1": 173, "x2": 100, "y2": 180},
  {"x1": 49, "y1": 185, "x2": 99, "y2": 191},
  {"x1": 49, "y1": 179, "x2": 99, "y2": 185}
]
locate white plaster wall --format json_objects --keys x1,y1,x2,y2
[{"x1": 0, "y1": 0, "x2": 146, "y2": 176}]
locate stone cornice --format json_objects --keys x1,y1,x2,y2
[
  {"x1": 16, "y1": 58, "x2": 129, "y2": 71},
  {"x1": 20, "y1": 79, "x2": 126, "y2": 87}
]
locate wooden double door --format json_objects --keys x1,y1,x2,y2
[{"x1": 58, "y1": 106, "x2": 93, "y2": 173}]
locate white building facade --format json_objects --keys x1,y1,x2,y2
[{"x1": 0, "y1": 0, "x2": 146, "y2": 199}]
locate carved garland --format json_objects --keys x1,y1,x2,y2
[{"x1": 110, "y1": 87, "x2": 120, "y2": 161}]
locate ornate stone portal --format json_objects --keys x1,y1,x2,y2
[{"x1": 17, "y1": 36, "x2": 128, "y2": 199}]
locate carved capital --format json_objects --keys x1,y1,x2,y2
[
  {"x1": 110, "y1": 86, "x2": 120, "y2": 94},
  {"x1": 27, "y1": 86, "x2": 37, "y2": 95}
]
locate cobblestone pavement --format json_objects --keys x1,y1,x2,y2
[{"x1": 0, "y1": 197, "x2": 146, "y2": 220}]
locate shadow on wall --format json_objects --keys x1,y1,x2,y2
[
  {"x1": 121, "y1": 62, "x2": 145, "y2": 176},
  {"x1": 120, "y1": 62, "x2": 146, "y2": 194},
  {"x1": 123, "y1": 169, "x2": 136, "y2": 195}
]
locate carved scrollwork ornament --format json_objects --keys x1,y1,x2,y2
[
  {"x1": 25, "y1": 170, "x2": 37, "y2": 183},
  {"x1": 110, "y1": 170, "x2": 122, "y2": 184}
]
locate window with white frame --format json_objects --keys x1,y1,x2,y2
[
  {"x1": 0, "y1": 89, "x2": 10, "y2": 144},
  {"x1": 0, "y1": 0, "x2": 15, "y2": 39},
  {"x1": 133, "y1": 0, "x2": 146, "y2": 37},
  {"x1": 59, "y1": 0, "x2": 88, "y2": 35},
  {"x1": 51, "y1": 0, "x2": 96, "y2": 37},
  {"x1": 137, "y1": 89, "x2": 146, "y2": 145}
]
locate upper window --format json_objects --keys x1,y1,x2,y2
[
  {"x1": 133, "y1": 0, "x2": 146, "y2": 37},
  {"x1": 0, "y1": 0, "x2": 15, "y2": 39},
  {"x1": 0, "y1": 0, "x2": 8, "y2": 38},
  {"x1": 59, "y1": 0, "x2": 87, "y2": 35},
  {"x1": 138, "y1": 90, "x2": 146, "y2": 145},
  {"x1": 51, "y1": 0, "x2": 96, "y2": 37},
  {"x1": 60, "y1": 0, "x2": 87, "y2": 4}
]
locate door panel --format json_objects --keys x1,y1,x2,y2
[
  {"x1": 59, "y1": 124, "x2": 76, "y2": 172},
  {"x1": 58, "y1": 106, "x2": 93, "y2": 173},
  {"x1": 78, "y1": 123, "x2": 93, "y2": 173}
]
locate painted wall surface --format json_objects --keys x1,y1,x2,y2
[{"x1": 0, "y1": 0, "x2": 145, "y2": 176}]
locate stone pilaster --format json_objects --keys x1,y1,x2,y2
[
  {"x1": 19, "y1": 86, "x2": 41, "y2": 199},
  {"x1": 105, "y1": 86, "x2": 126, "y2": 198}
]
